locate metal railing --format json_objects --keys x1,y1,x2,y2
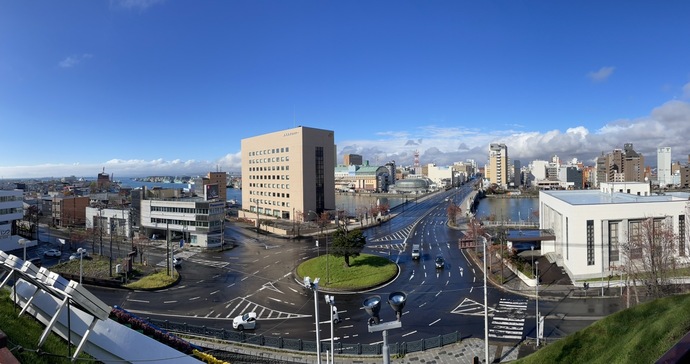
[{"x1": 146, "y1": 318, "x2": 460, "y2": 357}]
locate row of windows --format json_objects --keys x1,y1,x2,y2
[
  {"x1": 249, "y1": 166, "x2": 290, "y2": 172},
  {"x1": 251, "y1": 198, "x2": 291, "y2": 209},
  {"x1": 250, "y1": 174, "x2": 290, "y2": 180},
  {"x1": 152, "y1": 206, "x2": 217, "y2": 215},
  {"x1": 151, "y1": 218, "x2": 209, "y2": 227},
  {"x1": 586, "y1": 220, "x2": 594, "y2": 266},
  {"x1": 249, "y1": 147, "x2": 290, "y2": 156},
  {"x1": 249, "y1": 156, "x2": 290, "y2": 164},
  {"x1": 249, "y1": 183, "x2": 290, "y2": 189},
  {"x1": 0, "y1": 208, "x2": 21, "y2": 215},
  {"x1": 0, "y1": 195, "x2": 21, "y2": 202},
  {"x1": 250, "y1": 191, "x2": 290, "y2": 198}
]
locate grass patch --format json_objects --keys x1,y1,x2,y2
[
  {"x1": 125, "y1": 270, "x2": 179, "y2": 290},
  {"x1": 0, "y1": 289, "x2": 94, "y2": 363},
  {"x1": 51, "y1": 254, "x2": 177, "y2": 290},
  {"x1": 514, "y1": 293, "x2": 690, "y2": 364},
  {"x1": 296, "y1": 253, "x2": 397, "y2": 290}
]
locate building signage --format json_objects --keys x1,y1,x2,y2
[{"x1": 0, "y1": 228, "x2": 10, "y2": 240}]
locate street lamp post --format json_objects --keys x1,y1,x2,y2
[
  {"x1": 18, "y1": 238, "x2": 28, "y2": 261},
  {"x1": 325, "y1": 294, "x2": 336, "y2": 364},
  {"x1": 363, "y1": 292, "x2": 407, "y2": 364},
  {"x1": 77, "y1": 248, "x2": 85, "y2": 284},
  {"x1": 535, "y1": 260, "x2": 540, "y2": 347},
  {"x1": 482, "y1": 236, "x2": 489, "y2": 364},
  {"x1": 531, "y1": 246, "x2": 535, "y2": 277},
  {"x1": 304, "y1": 277, "x2": 321, "y2": 364}
]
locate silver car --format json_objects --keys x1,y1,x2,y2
[{"x1": 233, "y1": 312, "x2": 257, "y2": 331}]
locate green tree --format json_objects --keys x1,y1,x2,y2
[{"x1": 331, "y1": 228, "x2": 367, "y2": 267}]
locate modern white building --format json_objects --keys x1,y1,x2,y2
[
  {"x1": 539, "y1": 182, "x2": 690, "y2": 281},
  {"x1": 657, "y1": 147, "x2": 672, "y2": 187},
  {"x1": 0, "y1": 190, "x2": 36, "y2": 251},
  {"x1": 135, "y1": 187, "x2": 226, "y2": 249}
]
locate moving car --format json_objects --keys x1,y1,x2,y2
[
  {"x1": 435, "y1": 255, "x2": 445, "y2": 269},
  {"x1": 411, "y1": 244, "x2": 420, "y2": 260},
  {"x1": 173, "y1": 256, "x2": 182, "y2": 267},
  {"x1": 44, "y1": 249, "x2": 62, "y2": 258},
  {"x1": 233, "y1": 312, "x2": 257, "y2": 331}
]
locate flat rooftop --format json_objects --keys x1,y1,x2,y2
[{"x1": 542, "y1": 190, "x2": 690, "y2": 205}]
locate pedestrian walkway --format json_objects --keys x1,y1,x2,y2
[{"x1": 189, "y1": 337, "x2": 523, "y2": 364}]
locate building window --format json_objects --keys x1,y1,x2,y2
[
  {"x1": 586, "y1": 220, "x2": 594, "y2": 266},
  {"x1": 680, "y1": 215, "x2": 686, "y2": 257},
  {"x1": 629, "y1": 220, "x2": 642, "y2": 259},
  {"x1": 609, "y1": 222, "x2": 619, "y2": 262}
]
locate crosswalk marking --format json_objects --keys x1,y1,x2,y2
[
  {"x1": 451, "y1": 298, "x2": 499, "y2": 316},
  {"x1": 369, "y1": 225, "x2": 414, "y2": 242},
  {"x1": 220, "y1": 297, "x2": 310, "y2": 321},
  {"x1": 489, "y1": 298, "x2": 528, "y2": 341}
]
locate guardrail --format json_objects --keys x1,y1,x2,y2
[
  {"x1": 146, "y1": 318, "x2": 461, "y2": 357},
  {"x1": 481, "y1": 221, "x2": 539, "y2": 228}
]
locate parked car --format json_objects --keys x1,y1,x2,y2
[
  {"x1": 44, "y1": 249, "x2": 62, "y2": 258},
  {"x1": 69, "y1": 250, "x2": 90, "y2": 260},
  {"x1": 233, "y1": 312, "x2": 257, "y2": 331},
  {"x1": 435, "y1": 255, "x2": 445, "y2": 269}
]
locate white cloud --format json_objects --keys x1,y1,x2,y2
[
  {"x1": 587, "y1": 66, "x2": 615, "y2": 82},
  {"x1": 59, "y1": 54, "x2": 93, "y2": 68},
  {"x1": 4, "y1": 96, "x2": 690, "y2": 179},
  {"x1": 336, "y1": 99, "x2": 690, "y2": 168}
]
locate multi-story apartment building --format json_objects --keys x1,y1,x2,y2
[
  {"x1": 487, "y1": 143, "x2": 508, "y2": 188},
  {"x1": 240, "y1": 126, "x2": 336, "y2": 223},
  {"x1": 52, "y1": 196, "x2": 90, "y2": 228},
  {"x1": 596, "y1": 143, "x2": 645, "y2": 185},
  {"x1": 343, "y1": 154, "x2": 363, "y2": 166}
]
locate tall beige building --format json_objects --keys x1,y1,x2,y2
[
  {"x1": 241, "y1": 126, "x2": 336, "y2": 223},
  {"x1": 487, "y1": 143, "x2": 508, "y2": 188}
]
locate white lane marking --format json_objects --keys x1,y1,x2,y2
[
  {"x1": 127, "y1": 299, "x2": 149, "y2": 303},
  {"x1": 429, "y1": 319, "x2": 441, "y2": 326},
  {"x1": 210, "y1": 290, "x2": 220, "y2": 295},
  {"x1": 402, "y1": 331, "x2": 417, "y2": 337}
]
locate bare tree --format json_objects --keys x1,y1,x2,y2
[
  {"x1": 622, "y1": 217, "x2": 678, "y2": 300},
  {"x1": 376, "y1": 202, "x2": 390, "y2": 219},
  {"x1": 369, "y1": 205, "x2": 379, "y2": 223},
  {"x1": 446, "y1": 202, "x2": 462, "y2": 226},
  {"x1": 356, "y1": 206, "x2": 367, "y2": 228}
]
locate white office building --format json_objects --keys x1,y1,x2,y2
[
  {"x1": 539, "y1": 182, "x2": 690, "y2": 281},
  {"x1": 0, "y1": 190, "x2": 36, "y2": 251},
  {"x1": 657, "y1": 147, "x2": 672, "y2": 187}
]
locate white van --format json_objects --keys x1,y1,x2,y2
[{"x1": 412, "y1": 244, "x2": 420, "y2": 259}]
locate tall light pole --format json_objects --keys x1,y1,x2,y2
[
  {"x1": 531, "y1": 246, "x2": 535, "y2": 277},
  {"x1": 482, "y1": 236, "x2": 489, "y2": 364},
  {"x1": 304, "y1": 277, "x2": 321, "y2": 363},
  {"x1": 534, "y1": 261, "x2": 539, "y2": 346},
  {"x1": 18, "y1": 238, "x2": 28, "y2": 261},
  {"x1": 325, "y1": 294, "x2": 336, "y2": 364},
  {"x1": 77, "y1": 248, "x2": 85, "y2": 284}
]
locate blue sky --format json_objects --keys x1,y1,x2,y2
[{"x1": 2, "y1": 0, "x2": 690, "y2": 178}]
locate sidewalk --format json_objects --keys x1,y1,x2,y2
[{"x1": 189, "y1": 336, "x2": 523, "y2": 364}]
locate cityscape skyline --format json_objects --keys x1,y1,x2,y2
[{"x1": 2, "y1": 1, "x2": 690, "y2": 178}]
